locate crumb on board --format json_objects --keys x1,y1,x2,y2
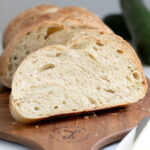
[
  {"x1": 75, "y1": 119, "x2": 78, "y2": 127},
  {"x1": 12, "y1": 122, "x2": 17, "y2": 125},
  {"x1": 84, "y1": 113, "x2": 97, "y2": 119},
  {"x1": 93, "y1": 113, "x2": 97, "y2": 117},
  {"x1": 84, "y1": 116, "x2": 90, "y2": 120},
  {"x1": 35, "y1": 125, "x2": 39, "y2": 128},
  {"x1": 111, "y1": 113, "x2": 117, "y2": 116}
]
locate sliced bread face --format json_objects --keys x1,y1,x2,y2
[
  {"x1": 45, "y1": 28, "x2": 139, "y2": 59},
  {"x1": 67, "y1": 29, "x2": 143, "y2": 69},
  {"x1": 1, "y1": 23, "x2": 65, "y2": 87},
  {"x1": 45, "y1": 28, "x2": 144, "y2": 72},
  {"x1": 10, "y1": 38, "x2": 147, "y2": 123}
]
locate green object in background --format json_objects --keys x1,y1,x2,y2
[
  {"x1": 103, "y1": 14, "x2": 131, "y2": 40},
  {"x1": 120, "y1": 0, "x2": 150, "y2": 65}
]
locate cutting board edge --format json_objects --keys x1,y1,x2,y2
[
  {"x1": 0, "y1": 130, "x2": 44, "y2": 150},
  {"x1": 91, "y1": 128, "x2": 132, "y2": 150}
]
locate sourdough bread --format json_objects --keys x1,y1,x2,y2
[
  {"x1": 0, "y1": 7, "x2": 112, "y2": 88},
  {"x1": 10, "y1": 37, "x2": 147, "y2": 123}
]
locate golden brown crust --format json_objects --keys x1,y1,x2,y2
[
  {"x1": 57, "y1": 6, "x2": 112, "y2": 33},
  {"x1": 3, "y1": 5, "x2": 60, "y2": 48},
  {"x1": 6, "y1": 6, "x2": 112, "y2": 47}
]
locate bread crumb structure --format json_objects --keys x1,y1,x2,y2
[{"x1": 10, "y1": 35, "x2": 147, "y2": 123}]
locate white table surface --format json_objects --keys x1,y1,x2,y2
[{"x1": 0, "y1": 29, "x2": 150, "y2": 150}]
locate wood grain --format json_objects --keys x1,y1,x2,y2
[{"x1": 0, "y1": 80, "x2": 150, "y2": 150}]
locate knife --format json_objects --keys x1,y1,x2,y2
[{"x1": 131, "y1": 116, "x2": 150, "y2": 150}]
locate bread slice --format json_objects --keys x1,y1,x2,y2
[
  {"x1": 66, "y1": 29, "x2": 143, "y2": 68},
  {"x1": 3, "y1": 5, "x2": 60, "y2": 48},
  {"x1": 45, "y1": 28, "x2": 137, "y2": 56},
  {"x1": 10, "y1": 37, "x2": 147, "y2": 123},
  {"x1": 0, "y1": 7, "x2": 112, "y2": 88},
  {"x1": 45, "y1": 28, "x2": 143, "y2": 71}
]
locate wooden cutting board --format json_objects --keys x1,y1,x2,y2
[{"x1": 0, "y1": 80, "x2": 150, "y2": 150}]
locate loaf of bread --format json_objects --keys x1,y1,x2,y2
[
  {"x1": 3, "y1": 5, "x2": 60, "y2": 48},
  {"x1": 10, "y1": 33, "x2": 147, "y2": 123},
  {"x1": 1, "y1": 5, "x2": 147, "y2": 124},
  {"x1": 3, "y1": 5, "x2": 112, "y2": 48},
  {"x1": 0, "y1": 6, "x2": 112, "y2": 88}
]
